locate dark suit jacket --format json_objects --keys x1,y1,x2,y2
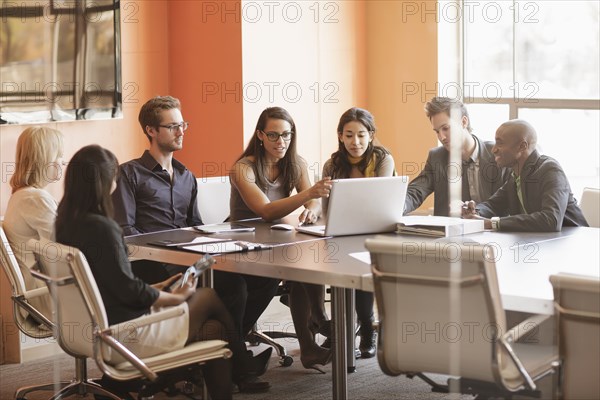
[
  {"x1": 404, "y1": 135, "x2": 507, "y2": 216},
  {"x1": 476, "y1": 150, "x2": 588, "y2": 232}
]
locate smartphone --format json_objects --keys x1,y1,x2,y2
[
  {"x1": 168, "y1": 254, "x2": 216, "y2": 290},
  {"x1": 147, "y1": 239, "x2": 181, "y2": 247}
]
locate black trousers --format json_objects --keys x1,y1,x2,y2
[
  {"x1": 213, "y1": 270, "x2": 281, "y2": 337},
  {"x1": 355, "y1": 289, "x2": 374, "y2": 328}
]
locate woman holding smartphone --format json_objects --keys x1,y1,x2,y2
[{"x1": 56, "y1": 145, "x2": 270, "y2": 398}]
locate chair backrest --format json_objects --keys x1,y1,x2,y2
[
  {"x1": 0, "y1": 222, "x2": 28, "y2": 298},
  {"x1": 550, "y1": 273, "x2": 600, "y2": 399},
  {"x1": 1, "y1": 223, "x2": 52, "y2": 338},
  {"x1": 579, "y1": 187, "x2": 600, "y2": 228},
  {"x1": 196, "y1": 176, "x2": 231, "y2": 224},
  {"x1": 366, "y1": 238, "x2": 510, "y2": 386},
  {"x1": 29, "y1": 238, "x2": 111, "y2": 360}
]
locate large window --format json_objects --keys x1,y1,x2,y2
[
  {"x1": 439, "y1": 0, "x2": 600, "y2": 198},
  {"x1": 0, "y1": 0, "x2": 122, "y2": 124}
]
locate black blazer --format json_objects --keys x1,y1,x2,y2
[
  {"x1": 404, "y1": 135, "x2": 508, "y2": 216},
  {"x1": 56, "y1": 213, "x2": 159, "y2": 324},
  {"x1": 476, "y1": 150, "x2": 588, "y2": 231}
]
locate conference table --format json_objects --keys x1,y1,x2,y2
[{"x1": 125, "y1": 219, "x2": 600, "y2": 399}]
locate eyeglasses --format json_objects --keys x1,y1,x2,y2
[
  {"x1": 261, "y1": 130, "x2": 293, "y2": 142},
  {"x1": 158, "y1": 121, "x2": 189, "y2": 133}
]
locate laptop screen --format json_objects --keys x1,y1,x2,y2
[{"x1": 321, "y1": 176, "x2": 408, "y2": 236}]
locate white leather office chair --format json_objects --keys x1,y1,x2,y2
[
  {"x1": 0, "y1": 223, "x2": 74, "y2": 399},
  {"x1": 196, "y1": 176, "x2": 231, "y2": 224},
  {"x1": 579, "y1": 187, "x2": 599, "y2": 228},
  {"x1": 550, "y1": 273, "x2": 600, "y2": 400},
  {"x1": 366, "y1": 237, "x2": 558, "y2": 397},
  {"x1": 29, "y1": 238, "x2": 232, "y2": 399}
]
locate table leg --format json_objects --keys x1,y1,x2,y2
[
  {"x1": 346, "y1": 288, "x2": 356, "y2": 373},
  {"x1": 332, "y1": 286, "x2": 348, "y2": 400},
  {"x1": 201, "y1": 268, "x2": 213, "y2": 288}
]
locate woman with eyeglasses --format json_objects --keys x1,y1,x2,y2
[
  {"x1": 229, "y1": 107, "x2": 332, "y2": 223},
  {"x1": 322, "y1": 107, "x2": 395, "y2": 358},
  {"x1": 3, "y1": 126, "x2": 65, "y2": 323},
  {"x1": 228, "y1": 106, "x2": 334, "y2": 372}
]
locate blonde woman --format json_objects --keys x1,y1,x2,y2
[{"x1": 3, "y1": 126, "x2": 65, "y2": 322}]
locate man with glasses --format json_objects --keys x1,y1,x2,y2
[
  {"x1": 112, "y1": 96, "x2": 271, "y2": 393},
  {"x1": 113, "y1": 96, "x2": 199, "y2": 242}
]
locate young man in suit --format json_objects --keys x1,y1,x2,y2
[
  {"x1": 404, "y1": 97, "x2": 508, "y2": 216},
  {"x1": 463, "y1": 119, "x2": 588, "y2": 231}
]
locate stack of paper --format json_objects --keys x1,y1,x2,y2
[{"x1": 396, "y1": 216, "x2": 484, "y2": 237}]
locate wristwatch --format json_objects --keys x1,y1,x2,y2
[{"x1": 491, "y1": 217, "x2": 500, "y2": 231}]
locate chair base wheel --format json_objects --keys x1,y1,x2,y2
[{"x1": 279, "y1": 355, "x2": 294, "y2": 367}]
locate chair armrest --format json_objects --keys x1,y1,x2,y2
[
  {"x1": 499, "y1": 314, "x2": 551, "y2": 391},
  {"x1": 30, "y1": 269, "x2": 76, "y2": 286},
  {"x1": 504, "y1": 314, "x2": 551, "y2": 343},
  {"x1": 23, "y1": 286, "x2": 49, "y2": 300},
  {"x1": 95, "y1": 331, "x2": 158, "y2": 381},
  {"x1": 498, "y1": 337, "x2": 537, "y2": 391},
  {"x1": 13, "y1": 295, "x2": 54, "y2": 330},
  {"x1": 96, "y1": 307, "x2": 186, "y2": 381},
  {"x1": 109, "y1": 306, "x2": 185, "y2": 334},
  {"x1": 17, "y1": 284, "x2": 52, "y2": 326}
]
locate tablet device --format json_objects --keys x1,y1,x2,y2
[
  {"x1": 147, "y1": 236, "x2": 231, "y2": 247},
  {"x1": 193, "y1": 223, "x2": 255, "y2": 234},
  {"x1": 182, "y1": 240, "x2": 272, "y2": 254}
]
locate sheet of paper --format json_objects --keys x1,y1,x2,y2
[
  {"x1": 147, "y1": 236, "x2": 232, "y2": 247},
  {"x1": 186, "y1": 236, "x2": 231, "y2": 245},
  {"x1": 183, "y1": 241, "x2": 241, "y2": 254},
  {"x1": 349, "y1": 251, "x2": 371, "y2": 265}
]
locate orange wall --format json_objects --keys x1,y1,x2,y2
[
  {"x1": 366, "y1": 1, "x2": 438, "y2": 212},
  {"x1": 0, "y1": 0, "x2": 171, "y2": 214},
  {"x1": 0, "y1": 0, "x2": 171, "y2": 362},
  {"x1": 167, "y1": 1, "x2": 244, "y2": 178}
]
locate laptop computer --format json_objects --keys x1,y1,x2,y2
[{"x1": 296, "y1": 176, "x2": 408, "y2": 237}]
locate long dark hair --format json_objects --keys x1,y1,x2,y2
[
  {"x1": 238, "y1": 107, "x2": 301, "y2": 196},
  {"x1": 56, "y1": 145, "x2": 119, "y2": 237},
  {"x1": 330, "y1": 107, "x2": 389, "y2": 178}
]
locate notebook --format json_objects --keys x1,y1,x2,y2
[{"x1": 296, "y1": 176, "x2": 409, "y2": 237}]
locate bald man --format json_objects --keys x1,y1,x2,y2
[{"x1": 463, "y1": 120, "x2": 588, "y2": 231}]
